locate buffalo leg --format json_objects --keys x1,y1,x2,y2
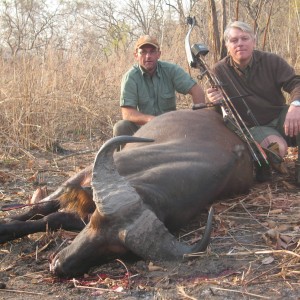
[
  {"x1": 7, "y1": 200, "x2": 61, "y2": 222},
  {"x1": 0, "y1": 212, "x2": 86, "y2": 243}
]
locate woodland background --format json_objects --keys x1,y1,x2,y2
[
  {"x1": 0, "y1": 0, "x2": 300, "y2": 157},
  {"x1": 1, "y1": 2, "x2": 300, "y2": 298}
]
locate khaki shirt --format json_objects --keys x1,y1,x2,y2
[{"x1": 120, "y1": 61, "x2": 196, "y2": 116}]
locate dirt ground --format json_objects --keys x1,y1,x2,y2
[{"x1": 0, "y1": 140, "x2": 300, "y2": 300}]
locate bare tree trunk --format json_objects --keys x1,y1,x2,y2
[
  {"x1": 235, "y1": 0, "x2": 240, "y2": 20},
  {"x1": 262, "y1": 0, "x2": 274, "y2": 50},
  {"x1": 209, "y1": 0, "x2": 220, "y2": 63},
  {"x1": 253, "y1": 0, "x2": 264, "y2": 35},
  {"x1": 220, "y1": 0, "x2": 227, "y2": 59}
]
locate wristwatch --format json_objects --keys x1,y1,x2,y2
[
  {"x1": 192, "y1": 103, "x2": 206, "y2": 110},
  {"x1": 291, "y1": 100, "x2": 300, "y2": 107}
]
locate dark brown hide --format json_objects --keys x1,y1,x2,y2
[{"x1": 50, "y1": 109, "x2": 253, "y2": 277}]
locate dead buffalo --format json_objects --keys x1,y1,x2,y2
[{"x1": 0, "y1": 109, "x2": 253, "y2": 277}]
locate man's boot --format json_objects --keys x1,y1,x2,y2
[
  {"x1": 266, "y1": 142, "x2": 288, "y2": 174},
  {"x1": 255, "y1": 161, "x2": 272, "y2": 182},
  {"x1": 295, "y1": 161, "x2": 300, "y2": 186}
]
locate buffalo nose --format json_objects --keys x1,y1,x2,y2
[{"x1": 49, "y1": 256, "x2": 64, "y2": 276}]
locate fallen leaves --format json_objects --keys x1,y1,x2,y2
[
  {"x1": 148, "y1": 262, "x2": 166, "y2": 272},
  {"x1": 281, "y1": 180, "x2": 296, "y2": 190},
  {"x1": 262, "y1": 227, "x2": 299, "y2": 250},
  {"x1": 0, "y1": 170, "x2": 11, "y2": 184},
  {"x1": 261, "y1": 256, "x2": 274, "y2": 265},
  {"x1": 29, "y1": 186, "x2": 48, "y2": 204}
]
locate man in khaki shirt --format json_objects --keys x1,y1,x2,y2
[{"x1": 113, "y1": 35, "x2": 206, "y2": 137}]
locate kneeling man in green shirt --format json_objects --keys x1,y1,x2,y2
[{"x1": 113, "y1": 35, "x2": 206, "y2": 137}]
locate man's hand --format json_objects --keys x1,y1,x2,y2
[
  {"x1": 122, "y1": 107, "x2": 154, "y2": 125},
  {"x1": 284, "y1": 105, "x2": 300, "y2": 137},
  {"x1": 206, "y1": 87, "x2": 223, "y2": 103}
]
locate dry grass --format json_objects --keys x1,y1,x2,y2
[
  {"x1": 0, "y1": 51, "x2": 125, "y2": 155},
  {"x1": 0, "y1": 5, "x2": 299, "y2": 158},
  {"x1": 0, "y1": 27, "x2": 195, "y2": 159}
]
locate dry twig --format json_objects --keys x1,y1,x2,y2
[
  {"x1": 177, "y1": 286, "x2": 198, "y2": 300},
  {"x1": 211, "y1": 286, "x2": 271, "y2": 299}
]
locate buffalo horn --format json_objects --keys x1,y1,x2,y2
[
  {"x1": 92, "y1": 136, "x2": 154, "y2": 216},
  {"x1": 121, "y1": 207, "x2": 213, "y2": 260}
]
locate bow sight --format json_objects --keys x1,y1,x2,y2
[{"x1": 191, "y1": 44, "x2": 209, "y2": 60}]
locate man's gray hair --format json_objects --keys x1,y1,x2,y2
[{"x1": 224, "y1": 21, "x2": 255, "y2": 43}]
